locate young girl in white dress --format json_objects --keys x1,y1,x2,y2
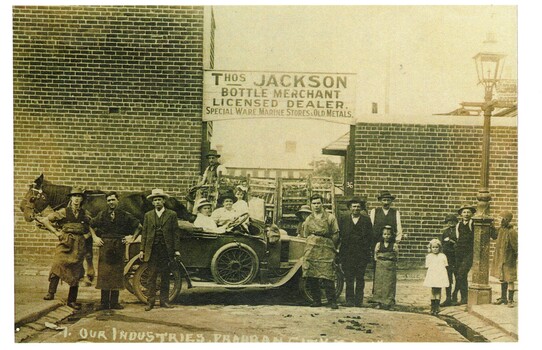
[{"x1": 423, "y1": 238, "x2": 449, "y2": 315}]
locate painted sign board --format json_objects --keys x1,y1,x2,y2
[{"x1": 203, "y1": 70, "x2": 356, "y2": 123}]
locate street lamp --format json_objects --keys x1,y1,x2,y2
[{"x1": 468, "y1": 39, "x2": 506, "y2": 307}]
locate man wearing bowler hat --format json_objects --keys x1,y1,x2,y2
[
  {"x1": 40, "y1": 186, "x2": 96, "y2": 309},
  {"x1": 338, "y1": 197, "x2": 373, "y2": 307},
  {"x1": 452, "y1": 203, "x2": 476, "y2": 305},
  {"x1": 139, "y1": 189, "x2": 181, "y2": 311},
  {"x1": 369, "y1": 190, "x2": 405, "y2": 248}
]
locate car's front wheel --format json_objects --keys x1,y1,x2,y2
[{"x1": 210, "y1": 243, "x2": 259, "y2": 285}]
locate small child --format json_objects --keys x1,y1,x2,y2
[
  {"x1": 423, "y1": 239, "x2": 450, "y2": 315},
  {"x1": 490, "y1": 211, "x2": 518, "y2": 307},
  {"x1": 371, "y1": 225, "x2": 399, "y2": 310}
]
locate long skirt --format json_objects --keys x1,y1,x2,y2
[
  {"x1": 372, "y1": 255, "x2": 397, "y2": 306},
  {"x1": 49, "y1": 233, "x2": 86, "y2": 286},
  {"x1": 96, "y1": 238, "x2": 125, "y2": 290}
]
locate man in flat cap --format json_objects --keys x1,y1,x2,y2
[
  {"x1": 338, "y1": 197, "x2": 373, "y2": 307},
  {"x1": 491, "y1": 211, "x2": 518, "y2": 307},
  {"x1": 139, "y1": 189, "x2": 180, "y2": 311}
]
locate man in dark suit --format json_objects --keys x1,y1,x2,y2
[
  {"x1": 139, "y1": 189, "x2": 181, "y2": 311},
  {"x1": 339, "y1": 197, "x2": 374, "y2": 307},
  {"x1": 452, "y1": 203, "x2": 476, "y2": 305}
]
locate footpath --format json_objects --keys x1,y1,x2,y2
[{"x1": 14, "y1": 264, "x2": 517, "y2": 343}]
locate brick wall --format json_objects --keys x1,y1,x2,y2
[
  {"x1": 354, "y1": 122, "x2": 518, "y2": 267},
  {"x1": 13, "y1": 6, "x2": 206, "y2": 262}
]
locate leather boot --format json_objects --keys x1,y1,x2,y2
[
  {"x1": 324, "y1": 280, "x2": 338, "y2": 309},
  {"x1": 308, "y1": 278, "x2": 322, "y2": 307},
  {"x1": 67, "y1": 286, "x2": 81, "y2": 310},
  {"x1": 494, "y1": 282, "x2": 508, "y2": 305},
  {"x1": 354, "y1": 292, "x2": 364, "y2": 307},
  {"x1": 44, "y1": 275, "x2": 59, "y2": 300},
  {"x1": 110, "y1": 290, "x2": 124, "y2": 309},
  {"x1": 507, "y1": 290, "x2": 515, "y2": 307},
  {"x1": 95, "y1": 290, "x2": 110, "y2": 311},
  {"x1": 145, "y1": 298, "x2": 155, "y2": 311},
  {"x1": 441, "y1": 287, "x2": 452, "y2": 307}
]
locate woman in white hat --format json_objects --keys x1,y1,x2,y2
[{"x1": 193, "y1": 198, "x2": 226, "y2": 234}]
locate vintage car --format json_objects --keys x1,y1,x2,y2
[{"x1": 124, "y1": 218, "x2": 344, "y2": 305}]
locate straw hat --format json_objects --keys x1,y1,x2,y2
[
  {"x1": 195, "y1": 198, "x2": 212, "y2": 211},
  {"x1": 146, "y1": 188, "x2": 170, "y2": 200}
]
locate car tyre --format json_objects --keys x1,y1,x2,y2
[
  {"x1": 298, "y1": 268, "x2": 344, "y2": 304},
  {"x1": 133, "y1": 262, "x2": 182, "y2": 304},
  {"x1": 211, "y1": 243, "x2": 259, "y2": 285}
]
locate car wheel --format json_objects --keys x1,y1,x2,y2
[
  {"x1": 211, "y1": 243, "x2": 259, "y2": 285},
  {"x1": 123, "y1": 260, "x2": 141, "y2": 294},
  {"x1": 133, "y1": 262, "x2": 182, "y2": 304},
  {"x1": 298, "y1": 268, "x2": 344, "y2": 303}
]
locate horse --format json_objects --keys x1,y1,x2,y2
[
  {"x1": 20, "y1": 174, "x2": 195, "y2": 223},
  {"x1": 19, "y1": 174, "x2": 196, "y2": 284}
]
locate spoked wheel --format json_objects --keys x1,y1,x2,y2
[
  {"x1": 133, "y1": 262, "x2": 182, "y2": 304},
  {"x1": 211, "y1": 243, "x2": 259, "y2": 285},
  {"x1": 124, "y1": 260, "x2": 142, "y2": 294},
  {"x1": 299, "y1": 268, "x2": 344, "y2": 303}
]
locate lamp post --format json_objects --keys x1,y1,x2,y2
[{"x1": 468, "y1": 42, "x2": 506, "y2": 307}]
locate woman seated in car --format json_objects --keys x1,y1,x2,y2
[
  {"x1": 232, "y1": 185, "x2": 250, "y2": 229},
  {"x1": 212, "y1": 192, "x2": 247, "y2": 227},
  {"x1": 193, "y1": 198, "x2": 228, "y2": 234}
]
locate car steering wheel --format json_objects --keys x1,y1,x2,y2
[{"x1": 228, "y1": 213, "x2": 250, "y2": 234}]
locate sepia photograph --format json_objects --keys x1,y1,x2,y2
[{"x1": 4, "y1": 0, "x2": 535, "y2": 346}]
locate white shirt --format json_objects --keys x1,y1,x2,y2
[
  {"x1": 194, "y1": 213, "x2": 226, "y2": 234},
  {"x1": 155, "y1": 207, "x2": 165, "y2": 218},
  {"x1": 202, "y1": 164, "x2": 228, "y2": 183},
  {"x1": 232, "y1": 200, "x2": 249, "y2": 215},
  {"x1": 211, "y1": 207, "x2": 238, "y2": 226}
]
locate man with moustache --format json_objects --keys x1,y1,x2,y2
[
  {"x1": 90, "y1": 191, "x2": 141, "y2": 310},
  {"x1": 139, "y1": 189, "x2": 181, "y2": 311}
]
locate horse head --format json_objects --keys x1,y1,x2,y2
[{"x1": 19, "y1": 174, "x2": 50, "y2": 222}]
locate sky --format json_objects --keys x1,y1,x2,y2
[{"x1": 209, "y1": 5, "x2": 518, "y2": 168}]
